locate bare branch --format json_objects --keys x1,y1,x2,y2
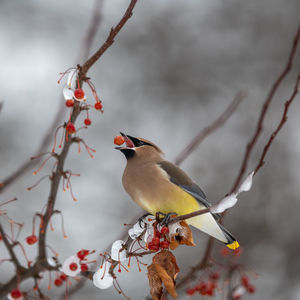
[
  {"x1": 0, "y1": 0, "x2": 134, "y2": 295},
  {"x1": 78, "y1": 0, "x2": 138, "y2": 79},
  {"x1": 77, "y1": 0, "x2": 104, "y2": 63},
  {"x1": 0, "y1": 1, "x2": 104, "y2": 194},
  {"x1": 254, "y1": 74, "x2": 300, "y2": 174},
  {"x1": 0, "y1": 222, "x2": 22, "y2": 270},
  {"x1": 168, "y1": 208, "x2": 210, "y2": 224},
  {"x1": 174, "y1": 91, "x2": 247, "y2": 166},
  {"x1": 176, "y1": 23, "x2": 300, "y2": 291},
  {"x1": 231, "y1": 23, "x2": 300, "y2": 193}
]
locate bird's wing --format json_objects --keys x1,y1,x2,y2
[{"x1": 157, "y1": 161, "x2": 211, "y2": 208}]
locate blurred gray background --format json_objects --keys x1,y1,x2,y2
[{"x1": 0, "y1": 0, "x2": 300, "y2": 299}]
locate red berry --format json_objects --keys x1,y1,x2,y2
[
  {"x1": 66, "y1": 122, "x2": 76, "y2": 134},
  {"x1": 10, "y1": 289, "x2": 22, "y2": 299},
  {"x1": 60, "y1": 274, "x2": 67, "y2": 281},
  {"x1": 234, "y1": 247, "x2": 243, "y2": 256},
  {"x1": 160, "y1": 226, "x2": 169, "y2": 235},
  {"x1": 114, "y1": 135, "x2": 125, "y2": 146},
  {"x1": 206, "y1": 288, "x2": 214, "y2": 296},
  {"x1": 210, "y1": 272, "x2": 220, "y2": 281},
  {"x1": 221, "y1": 247, "x2": 230, "y2": 257},
  {"x1": 69, "y1": 262, "x2": 78, "y2": 271},
  {"x1": 160, "y1": 240, "x2": 170, "y2": 249},
  {"x1": 154, "y1": 228, "x2": 161, "y2": 239},
  {"x1": 0, "y1": 234, "x2": 2, "y2": 241},
  {"x1": 186, "y1": 288, "x2": 196, "y2": 296},
  {"x1": 241, "y1": 275, "x2": 249, "y2": 288},
  {"x1": 233, "y1": 295, "x2": 241, "y2": 300},
  {"x1": 74, "y1": 88, "x2": 85, "y2": 100},
  {"x1": 148, "y1": 242, "x2": 159, "y2": 251},
  {"x1": 94, "y1": 101, "x2": 103, "y2": 111},
  {"x1": 84, "y1": 118, "x2": 91, "y2": 126},
  {"x1": 65, "y1": 99, "x2": 74, "y2": 107},
  {"x1": 198, "y1": 283, "x2": 208, "y2": 295},
  {"x1": 80, "y1": 264, "x2": 88, "y2": 272},
  {"x1": 26, "y1": 235, "x2": 38, "y2": 245},
  {"x1": 54, "y1": 278, "x2": 63, "y2": 286},
  {"x1": 77, "y1": 249, "x2": 89, "y2": 260},
  {"x1": 247, "y1": 285, "x2": 255, "y2": 293},
  {"x1": 151, "y1": 237, "x2": 160, "y2": 245}
]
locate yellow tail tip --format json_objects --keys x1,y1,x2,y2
[{"x1": 226, "y1": 241, "x2": 240, "y2": 250}]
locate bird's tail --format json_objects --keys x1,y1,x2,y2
[{"x1": 187, "y1": 213, "x2": 239, "y2": 250}]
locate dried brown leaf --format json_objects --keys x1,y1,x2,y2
[
  {"x1": 147, "y1": 264, "x2": 163, "y2": 300},
  {"x1": 154, "y1": 263, "x2": 177, "y2": 298},
  {"x1": 147, "y1": 250, "x2": 180, "y2": 299},
  {"x1": 169, "y1": 220, "x2": 195, "y2": 250}
]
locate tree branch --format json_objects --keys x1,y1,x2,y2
[
  {"x1": 176, "y1": 23, "x2": 300, "y2": 291},
  {"x1": 230, "y1": 23, "x2": 300, "y2": 193},
  {"x1": 168, "y1": 208, "x2": 210, "y2": 224},
  {"x1": 174, "y1": 91, "x2": 247, "y2": 166},
  {"x1": 0, "y1": 222, "x2": 22, "y2": 270},
  {"x1": 254, "y1": 74, "x2": 300, "y2": 174},
  {"x1": 78, "y1": 0, "x2": 138, "y2": 80},
  {"x1": 0, "y1": 1, "x2": 104, "y2": 195}
]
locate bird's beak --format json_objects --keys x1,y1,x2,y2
[{"x1": 115, "y1": 132, "x2": 135, "y2": 150}]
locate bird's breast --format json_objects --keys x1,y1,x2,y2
[{"x1": 122, "y1": 163, "x2": 200, "y2": 216}]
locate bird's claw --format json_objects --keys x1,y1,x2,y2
[
  {"x1": 138, "y1": 213, "x2": 153, "y2": 228},
  {"x1": 156, "y1": 212, "x2": 177, "y2": 226}
]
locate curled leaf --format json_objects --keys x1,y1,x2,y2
[
  {"x1": 147, "y1": 264, "x2": 163, "y2": 300},
  {"x1": 147, "y1": 250, "x2": 180, "y2": 299},
  {"x1": 168, "y1": 220, "x2": 195, "y2": 250}
]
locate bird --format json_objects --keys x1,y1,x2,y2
[{"x1": 116, "y1": 133, "x2": 239, "y2": 250}]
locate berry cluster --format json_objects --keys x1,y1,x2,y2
[
  {"x1": 186, "y1": 272, "x2": 220, "y2": 297},
  {"x1": 147, "y1": 225, "x2": 170, "y2": 252},
  {"x1": 54, "y1": 273, "x2": 67, "y2": 287},
  {"x1": 76, "y1": 249, "x2": 90, "y2": 272},
  {"x1": 240, "y1": 275, "x2": 255, "y2": 294},
  {"x1": 60, "y1": 68, "x2": 103, "y2": 130}
]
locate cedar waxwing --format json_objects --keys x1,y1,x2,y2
[{"x1": 116, "y1": 133, "x2": 239, "y2": 250}]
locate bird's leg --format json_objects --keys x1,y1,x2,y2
[
  {"x1": 156, "y1": 212, "x2": 177, "y2": 226},
  {"x1": 155, "y1": 211, "x2": 166, "y2": 223},
  {"x1": 138, "y1": 213, "x2": 153, "y2": 228}
]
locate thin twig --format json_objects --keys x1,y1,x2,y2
[
  {"x1": 176, "y1": 238, "x2": 213, "y2": 289},
  {"x1": 230, "y1": 24, "x2": 300, "y2": 193},
  {"x1": 0, "y1": 1, "x2": 104, "y2": 194},
  {"x1": 176, "y1": 23, "x2": 300, "y2": 291},
  {"x1": 168, "y1": 208, "x2": 210, "y2": 224},
  {"x1": 174, "y1": 91, "x2": 247, "y2": 166},
  {"x1": 0, "y1": 222, "x2": 22, "y2": 270},
  {"x1": 0, "y1": 0, "x2": 133, "y2": 296},
  {"x1": 77, "y1": 0, "x2": 104, "y2": 63},
  {"x1": 78, "y1": 0, "x2": 138, "y2": 79},
  {"x1": 254, "y1": 74, "x2": 300, "y2": 174}
]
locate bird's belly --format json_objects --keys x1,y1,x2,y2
[{"x1": 134, "y1": 183, "x2": 201, "y2": 217}]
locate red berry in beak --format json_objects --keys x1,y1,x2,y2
[{"x1": 114, "y1": 135, "x2": 125, "y2": 146}]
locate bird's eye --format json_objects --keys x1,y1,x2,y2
[{"x1": 136, "y1": 140, "x2": 144, "y2": 147}]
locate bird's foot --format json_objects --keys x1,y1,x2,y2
[
  {"x1": 156, "y1": 212, "x2": 177, "y2": 226},
  {"x1": 138, "y1": 213, "x2": 153, "y2": 228}
]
